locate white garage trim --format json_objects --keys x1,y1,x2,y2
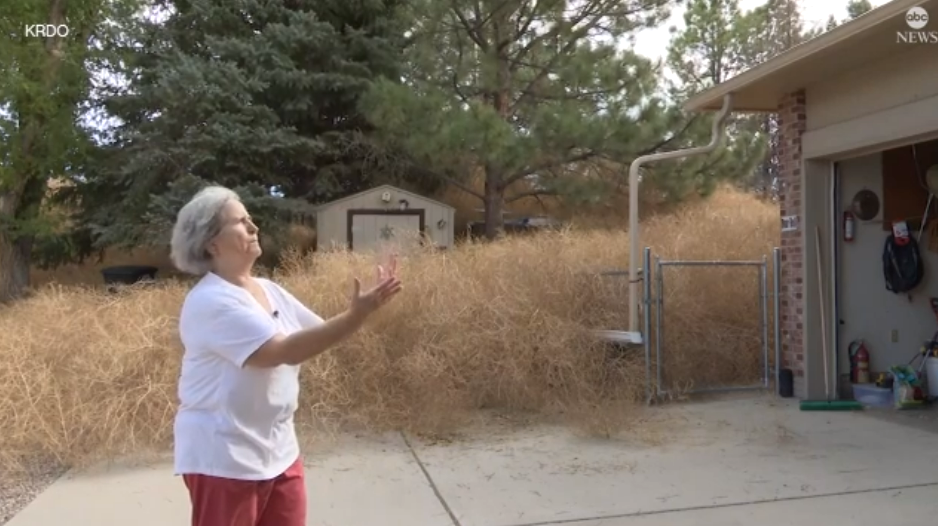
[{"x1": 803, "y1": 93, "x2": 938, "y2": 160}]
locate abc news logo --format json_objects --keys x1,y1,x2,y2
[
  {"x1": 24, "y1": 24, "x2": 70, "y2": 38},
  {"x1": 898, "y1": 7, "x2": 938, "y2": 44},
  {"x1": 906, "y1": 7, "x2": 929, "y2": 29}
]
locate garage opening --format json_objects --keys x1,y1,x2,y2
[{"x1": 836, "y1": 137, "x2": 938, "y2": 408}]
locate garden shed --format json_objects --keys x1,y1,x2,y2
[{"x1": 314, "y1": 184, "x2": 456, "y2": 252}]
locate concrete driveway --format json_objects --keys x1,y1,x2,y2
[{"x1": 7, "y1": 395, "x2": 938, "y2": 526}]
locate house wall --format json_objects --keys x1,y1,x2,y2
[
  {"x1": 836, "y1": 154, "x2": 938, "y2": 378},
  {"x1": 805, "y1": 45, "x2": 938, "y2": 133},
  {"x1": 777, "y1": 90, "x2": 808, "y2": 398},
  {"x1": 801, "y1": 45, "x2": 938, "y2": 160},
  {"x1": 316, "y1": 187, "x2": 455, "y2": 251},
  {"x1": 777, "y1": 88, "x2": 836, "y2": 401}
]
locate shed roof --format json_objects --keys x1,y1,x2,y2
[
  {"x1": 683, "y1": 0, "x2": 933, "y2": 113},
  {"x1": 313, "y1": 184, "x2": 456, "y2": 212}
]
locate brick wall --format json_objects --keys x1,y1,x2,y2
[{"x1": 777, "y1": 90, "x2": 806, "y2": 393}]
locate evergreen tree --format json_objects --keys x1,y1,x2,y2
[
  {"x1": 359, "y1": 0, "x2": 690, "y2": 238},
  {"x1": 661, "y1": 0, "x2": 768, "y2": 199},
  {"x1": 0, "y1": 0, "x2": 135, "y2": 301},
  {"x1": 739, "y1": 0, "x2": 815, "y2": 196},
  {"x1": 847, "y1": 0, "x2": 874, "y2": 19},
  {"x1": 817, "y1": 0, "x2": 874, "y2": 34},
  {"x1": 750, "y1": 0, "x2": 812, "y2": 57},
  {"x1": 84, "y1": 0, "x2": 409, "y2": 250}
]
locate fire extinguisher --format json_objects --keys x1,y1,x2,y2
[
  {"x1": 844, "y1": 210, "x2": 855, "y2": 242},
  {"x1": 849, "y1": 340, "x2": 870, "y2": 384}
]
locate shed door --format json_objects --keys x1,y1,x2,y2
[{"x1": 350, "y1": 213, "x2": 423, "y2": 253}]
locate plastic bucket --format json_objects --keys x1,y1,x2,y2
[
  {"x1": 926, "y1": 357, "x2": 938, "y2": 398},
  {"x1": 852, "y1": 383, "x2": 892, "y2": 408}
]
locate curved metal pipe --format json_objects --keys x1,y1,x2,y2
[{"x1": 627, "y1": 93, "x2": 735, "y2": 333}]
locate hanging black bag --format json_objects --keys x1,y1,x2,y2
[{"x1": 883, "y1": 234, "x2": 924, "y2": 293}]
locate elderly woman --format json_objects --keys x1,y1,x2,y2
[{"x1": 169, "y1": 185, "x2": 402, "y2": 526}]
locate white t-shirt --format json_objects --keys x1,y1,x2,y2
[{"x1": 173, "y1": 272, "x2": 324, "y2": 481}]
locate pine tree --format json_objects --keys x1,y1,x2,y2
[
  {"x1": 738, "y1": 0, "x2": 815, "y2": 196},
  {"x1": 817, "y1": 0, "x2": 874, "y2": 34},
  {"x1": 847, "y1": 0, "x2": 874, "y2": 19},
  {"x1": 661, "y1": 0, "x2": 769, "y2": 199},
  {"x1": 359, "y1": 0, "x2": 685, "y2": 238},
  {"x1": 85, "y1": 0, "x2": 408, "y2": 249}
]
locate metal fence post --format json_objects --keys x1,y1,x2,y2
[
  {"x1": 655, "y1": 255, "x2": 664, "y2": 400},
  {"x1": 773, "y1": 246, "x2": 782, "y2": 395},
  {"x1": 761, "y1": 255, "x2": 769, "y2": 388},
  {"x1": 643, "y1": 247, "x2": 652, "y2": 406}
]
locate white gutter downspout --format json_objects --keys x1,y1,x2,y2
[{"x1": 627, "y1": 93, "x2": 735, "y2": 335}]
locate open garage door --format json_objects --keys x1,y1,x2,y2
[{"x1": 348, "y1": 210, "x2": 425, "y2": 253}]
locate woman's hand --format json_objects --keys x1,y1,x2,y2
[{"x1": 349, "y1": 254, "x2": 403, "y2": 319}]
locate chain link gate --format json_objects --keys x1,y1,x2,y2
[
  {"x1": 592, "y1": 247, "x2": 781, "y2": 405},
  {"x1": 648, "y1": 249, "x2": 781, "y2": 401}
]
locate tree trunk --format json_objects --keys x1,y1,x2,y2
[
  {"x1": 480, "y1": 7, "x2": 513, "y2": 241},
  {"x1": 483, "y1": 169, "x2": 504, "y2": 240},
  {"x1": 0, "y1": 174, "x2": 43, "y2": 302},
  {"x1": 0, "y1": 233, "x2": 32, "y2": 303},
  {"x1": 0, "y1": 171, "x2": 31, "y2": 303}
]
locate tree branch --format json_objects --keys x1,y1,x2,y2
[
  {"x1": 507, "y1": 23, "x2": 607, "y2": 115},
  {"x1": 451, "y1": 0, "x2": 489, "y2": 51},
  {"x1": 503, "y1": 149, "x2": 598, "y2": 187},
  {"x1": 510, "y1": 0, "x2": 602, "y2": 74},
  {"x1": 415, "y1": 166, "x2": 484, "y2": 200},
  {"x1": 447, "y1": 12, "x2": 474, "y2": 105},
  {"x1": 512, "y1": 0, "x2": 539, "y2": 45},
  {"x1": 635, "y1": 114, "x2": 701, "y2": 156},
  {"x1": 506, "y1": 188, "x2": 559, "y2": 203},
  {"x1": 519, "y1": 83, "x2": 630, "y2": 102}
]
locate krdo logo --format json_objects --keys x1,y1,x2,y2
[
  {"x1": 24, "y1": 24, "x2": 70, "y2": 37},
  {"x1": 906, "y1": 6, "x2": 929, "y2": 29}
]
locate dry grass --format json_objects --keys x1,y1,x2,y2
[{"x1": 0, "y1": 186, "x2": 779, "y2": 472}]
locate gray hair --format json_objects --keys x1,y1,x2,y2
[{"x1": 170, "y1": 185, "x2": 242, "y2": 275}]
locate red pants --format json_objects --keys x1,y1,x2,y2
[{"x1": 182, "y1": 457, "x2": 306, "y2": 526}]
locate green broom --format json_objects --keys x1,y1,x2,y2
[{"x1": 800, "y1": 226, "x2": 863, "y2": 411}]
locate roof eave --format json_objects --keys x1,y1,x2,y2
[{"x1": 682, "y1": 0, "x2": 924, "y2": 113}]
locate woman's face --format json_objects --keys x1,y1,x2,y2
[{"x1": 208, "y1": 199, "x2": 262, "y2": 264}]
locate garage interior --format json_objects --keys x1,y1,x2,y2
[{"x1": 835, "y1": 137, "x2": 938, "y2": 408}]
